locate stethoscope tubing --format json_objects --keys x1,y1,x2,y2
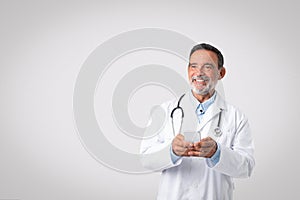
[
  {"x1": 170, "y1": 93, "x2": 223, "y2": 137},
  {"x1": 170, "y1": 94, "x2": 185, "y2": 136}
]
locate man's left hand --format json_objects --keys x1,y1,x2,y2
[{"x1": 188, "y1": 137, "x2": 217, "y2": 158}]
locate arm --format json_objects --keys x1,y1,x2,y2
[
  {"x1": 139, "y1": 102, "x2": 183, "y2": 171},
  {"x1": 211, "y1": 115, "x2": 255, "y2": 178},
  {"x1": 187, "y1": 111, "x2": 255, "y2": 178}
]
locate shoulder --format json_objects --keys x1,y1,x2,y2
[{"x1": 218, "y1": 94, "x2": 248, "y2": 121}]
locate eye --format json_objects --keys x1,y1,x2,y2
[
  {"x1": 204, "y1": 64, "x2": 213, "y2": 69},
  {"x1": 203, "y1": 64, "x2": 214, "y2": 71}
]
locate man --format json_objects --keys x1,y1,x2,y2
[{"x1": 140, "y1": 43, "x2": 255, "y2": 200}]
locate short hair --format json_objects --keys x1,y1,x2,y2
[{"x1": 189, "y1": 43, "x2": 224, "y2": 69}]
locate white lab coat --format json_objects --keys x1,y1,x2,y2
[{"x1": 140, "y1": 91, "x2": 255, "y2": 200}]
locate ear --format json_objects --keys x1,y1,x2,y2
[{"x1": 218, "y1": 67, "x2": 226, "y2": 80}]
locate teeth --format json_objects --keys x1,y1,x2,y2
[
  {"x1": 192, "y1": 78, "x2": 204, "y2": 82},
  {"x1": 192, "y1": 76, "x2": 209, "y2": 82}
]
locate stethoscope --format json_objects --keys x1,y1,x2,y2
[{"x1": 170, "y1": 93, "x2": 223, "y2": 137}]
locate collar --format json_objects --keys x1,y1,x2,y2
[{"x1": 188, "y1": 90, "x2": 217, "y2": 115}]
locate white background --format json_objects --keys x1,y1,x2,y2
[{"x1": 1, "y1": 0, "x2": 300, "y2": 199}]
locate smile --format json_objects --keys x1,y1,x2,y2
[{"x1": 191, "y1": 76, "x2": 209, "y2": 83}]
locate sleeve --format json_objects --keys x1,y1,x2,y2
[
  {"x1": 206, "y1": 142, "x2": 221, "y2": 167},
  {"x1": 208, "y1": 111, "x2": 255, "y2": 178},
  {"x1": 139, "y1": 102, "x2": 183, "y2": 172},
  {"x1": 170, "y1": 146, "x2": 181, "y2": 164}
]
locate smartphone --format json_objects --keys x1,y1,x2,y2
[{"x1": 183, "y1": 131, "x2": 201, "y2": 143}]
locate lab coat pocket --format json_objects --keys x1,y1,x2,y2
[{"x1": 217, "y1": 128, "x2": 235, "y2": 148}]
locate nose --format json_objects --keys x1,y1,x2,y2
[{"x1": 194, "y1": 66, "x2": 205, "y2": 76}]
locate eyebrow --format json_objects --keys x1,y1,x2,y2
[{"x1": 188, "y1": 62, "x2": 215, "y2": 66}]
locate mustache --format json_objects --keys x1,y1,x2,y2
[{"x1": 191, "y1": 75, "x2": 210, "y2": 82}]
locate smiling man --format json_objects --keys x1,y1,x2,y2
[{"x1": 141, "y1": 43, "x2": 255, "y2": 200}]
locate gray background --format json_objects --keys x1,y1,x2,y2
[{"x1": 1, "y1": 0, "x2": 299, "y2": 199}]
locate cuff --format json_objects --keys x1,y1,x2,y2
[
  {"x1": 206, "y1": 142, "x2": 221, "y2": 167},
  {"x1": 170, "y1": 146, "x2": 181, "y2": 164}
]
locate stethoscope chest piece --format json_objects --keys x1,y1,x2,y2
[
  {"x1": 213, "y1": 108, "x2": 224, "y2": 137},
  {"x1": 214, "y1": 127, "x2": 222, "y2": 137}
]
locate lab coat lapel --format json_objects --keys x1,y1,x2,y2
[
  {"x1": 198, "y1": 92, "x2": 226, "y2": 132},
  {"x1": 178, "y1": 91, "x2": 226, "y2": 134}
]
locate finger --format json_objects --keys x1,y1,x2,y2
[
  {"x1": 177, "y1": 146, "x2": 196, "y2": 157},
  {"x1": 172, "y1": 138, "x2": 186, "y2": 156},
  {"x1": 173, "y1": 135, "x2": 185, "y2": 145},
  {"x1": 172, "y1": 135, "x2": 182, "y2": 143},
  {"x1": 181, "y1": 149, "x2": 193, "y2": 157},
  {"x1": 172, "y1": 146, "x2": 187, "y2": 156},
  {"x1": 189, "y1": 148, "x2": 215, "y2": 157},
  {"x1": 187, "y1": 150, "x2": 206, "y2": 157},
  {"x1": 193, "y1": 141, "x2": 213, "y2": 150},
  {"x1": 183, "y1": 141, "x2": 194, "y2": 149},
  {"x1": 174, "y1": 139, "x2": 192, "y2": 149},
  {"x1": 174, "y1": 135, "x2": 187, "y2": 145},
  {"x1": 203, "y1": 148, "x2": 216, "y2": 158},
  {"x1": 173, "y1": 141, "x2": 196, "y2": 156},
  {"x1": 194, "y1": 137, "x2": 215, "y2": 146},
  {"x1": 193, "y1": 141, "x2": 201, "y2": 148},
  {"x1": 173, "y1": 141, "x2": 192, "y2": 151},
  {"x1": 199, "y1": 143, "x2": 217, "y2": 158},
  {"x1": 193, "y1": 144, "x2": 201, "y2": 151},
  {"x1": 174, "y1": 136, "x2": 193, "y2": 147},
  {"x1": 198, "y1": 137, "x2": 216, "y2": 147},
  {"x1": 176, "y1": 133, "x2": 184, "y2": 140},
  {"x1": 199, "y1": 137, "x2": 214, "y2": 146},
  {"x1": 201, "y1": 136, "x2": 213, "y2": 141},
  {"x1": 199, "y1": 140, "x2": 215, "y2": 148}
]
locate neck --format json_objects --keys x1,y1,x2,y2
[{"x1": 192, "y1": 90, "x2": 215, "y2": 103}]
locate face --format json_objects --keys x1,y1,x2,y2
[{"x1": 188, "y1": 50, "x2": 222, "y2": 97}]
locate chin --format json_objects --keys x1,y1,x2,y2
[{"x1": 192, "y1": 87, "x2": 210, "y2": 96}]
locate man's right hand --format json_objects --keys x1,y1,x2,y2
[{"x1": 171, "y1": 134, "x2": 193, "y2": 156}]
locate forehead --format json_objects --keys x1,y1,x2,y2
[{"x1": 189, "y1": 50, "x2": 218, "y2": 65}]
